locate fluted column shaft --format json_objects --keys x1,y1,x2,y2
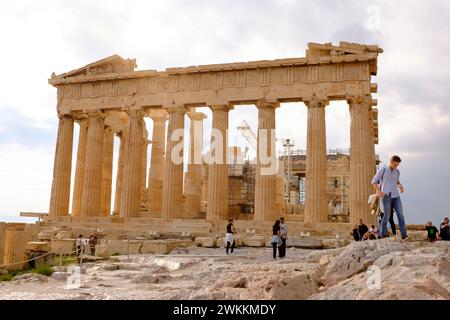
[
  {"x1": 184, "y1": 112, "x2": 206, "y2": 218},
  {"x1": 120, "y1": 110, "x2": 144, "y2": 218},
  {"x1": 206, "y1": 106, "x2": 230, "y2": 221},
  {"x1": 113, "y1": 131, "x2": 127, "y2": 215},
  {"x1": 49, "y1": 115, "x2": 74, "y2": 217},
  {"x1": 349, "y1": 95, "x2": 377, "y2": 225},
  {"x1": 148, "y1": 116, "x2": 167, "y2": 215},
  {"x1": 304, "y1": 98, "x2": 329, "y2": 224},
  {"x1": 80, "y1": 112, "x2": 105, "y2": 217},
  {"x1": 71, "y1": 118, "x2": 88, "y2": 217},
  {"x1": 100, "y1": 126, "x2": 114, "y2": 217},
  {"x1": 3, "y1": 223, "x2": 26, "y2": 271},
  {"x1": 162, "y1": 107, "x2": 185, "y2": 219},
  {"x1": 254, "y1": 102, "x2": 278, "y2": 222}
]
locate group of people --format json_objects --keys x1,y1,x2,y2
[
  {"x1": 425, "y1": 217, "x2": 450, "y2": 242},
  {"x1": 225, "y1": 217, "x2": 288, "y2": 260},
  {"x1": 76, "y1": 233, "x2": 98, "y2": 258}
]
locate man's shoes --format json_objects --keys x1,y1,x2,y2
[{"x1": 401, "y1": 235, "x2": 409, "y2": 241}]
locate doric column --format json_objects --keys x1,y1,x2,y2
[
  {"x1": 49, "y1": 114, "x2": 74, "y2": 217},
  {"x1": 147, "y1": 115, "x2": 167, "y2": 215},
  {"x1": 2, "y1": 223, "x2": 26, "y2": 271},
  {"x1": 80, "y1": 111, "x2": 105, "y2": 217},
  {"x1": 304, "y1": 97, "x2": 329, "y2": 224},
  {"x1": 113, "y1": 130, "x2": 127, "y2": 215},
  {"x1": 254, "y1": 101, "x2": 279, "y2": 222},
  {"x1": 206, "y1": 105, "x2": 231, "y2": 221},
  {"x1": 162, "y1": 107, "x2": 185, "y2": 219},
  {"x1": 71, "y1": 117, "x2": 88, "y2": 217},
  {"x1": 100, "y1": 126, "x2": 114, "y2": 217},
  {"x1": 184, "y1": 111, "x2": 207, "y2": 218},
  {"x1": 120, "y1": 109, "x2": 145, "y2": 218},
  {"x1": 348, "y1": 95, "x2": 377, "y2": 225}
]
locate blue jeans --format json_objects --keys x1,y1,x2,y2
[{"x1": 380, "y1": 194, "x2": 407, "y2": 238}]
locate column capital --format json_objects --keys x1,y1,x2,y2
[
  {"x1": 86, "y1": 110, "x2": 107, "y2": 119},
  {"x1": 304, "y1": 95, "x2": 329, "y2": 108},
  {"x1": 150, "y1": 114, "x2": 169, "y2": 122},
  {"x1": 122, "y1": 107, "x2": 144, "y2": 117},
  {"x1": 255, "y1": 100, "x2": 280, "y2": 109},
  {"x1": 209, "y1": 105, "x2": 233, "y2": 112},
  {"x1": 188, "y1": 111, "x2": 208, "y2": 121},
  {"x1": 346, "y1": 94, "x2": 371, "y2": 105},
  {"x1": 165, "y1": 106, "x2": 186, "y2": 114},
  {"x1": 57, "y1": 113, "x2": 74, "y2": 120}
]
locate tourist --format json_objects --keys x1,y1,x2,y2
[
  {"x1": 89, "y1": 234, "x2": 97, "y2": 256},
  {"x1": 271, "y1": 220, "x2": 281, "y2": 260},
  {"x1": 440, "y1": 217, "x2": 450, "y2": 241},
  {"x1": 371, "y1": 155, "x2": 408, "y2": 240},
  {"x1": 358, "y1": 219, "x2": 369, "y2": 240},
  {"x1": 351, "y1": 224, "x2": 360, "y2": 241},
  {"x1": 425, "y1": 221, "x2": 439, "y2": 242},
  {"x1": 76, "y1": 234, "x2": 83, "y2": 257},
  {"x1": 225, "y1": 218, "x2": 236, "y2": 255},
  {"x1": 379, "y1": 206, "x2": 397, "y2": 237},
  {"x1": 279, "y1": 217, "x2": 288, "y2": 258}
]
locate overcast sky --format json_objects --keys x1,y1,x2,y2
[{"x1": 0, "y1": 0, "x2": 449, "y2": 224}]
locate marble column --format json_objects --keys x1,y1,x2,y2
[
  {"x1": 100, "y1": 126, "x2": 114, "y2": 217},
  {"x1": 120, "y1": 109, "x2": 144, "y2": 218},
  {"x1": 147, "y1": 116, "x2": 167, "y2": 215},
  {"x1": 304, "y1": 97, "x2": 329, "y2": 224},
  {"x1": 206, "y1": 106, "x2": 230, "y2": 221},
  {"x1": 113, "y1": 130, "x2": 127, "y2": 216},
  {"x1": 80, "y1": 111, "x2": 105, "y2": 217},
  {"x1": 162, "y1": 107, "x2": 185, "y2": 219},
  {"x1": 71, "y1": 117, "x2": 88, "y2": 217},
  {"x1": 49, "y1": 114, "x2": 74, "y2": 217},
  {"x1": 2, "y1": 223, "x2": 26, "y2": 271},
  {"x1": 348, "y1": 95, "x2": 377, "y2": 225},
  {"x1": 184, "y1": 111, "x2": 207, "y2": 218},
  {"x1": 254, "y1": 101, "x2": 279, "y2": 222}
]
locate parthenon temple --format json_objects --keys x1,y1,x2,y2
[{"x1": 1, "y1": 42, "x2": 384, "y2": 266}]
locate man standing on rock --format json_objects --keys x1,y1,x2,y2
[{"x1": 371, "y1": 155, "x2": 408, "y2": 240}]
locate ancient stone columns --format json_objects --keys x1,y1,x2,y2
[
  {"x1": 184, "y1": 111, "x2": 207, "y2": 218},
  {"x1": 206, "y1": 106, "x2": 231, "y2": 221},
  {"x1": 162, "y1": 107, "x2": 185, "y2": 219},
  {"x1": 3, "y1": 223, "x2": 26, "y2": 271},
  {"x1": 49, "y1": 114, "x2": 74, "y2": 217},
  {"x1": 71, "y1": 117, "x2": 88, "y2": 217},
  {"x1": 120, "y1": 109, "x2": 144, "y2": 218},
  {"x1": 100, "y1": 126, "x2": 114, "y2": 216},
  {"x1": 147, "y1": 115, "x2": 167, "y2": 215},
  {"x1": 254, "y1": 101, "x2": 278, "y2": 222},
  {"x1": 348, "y1": 95, "x2": 377, "y2": 225},
  {"x1": 80, "y1": 111, "x2": 105, "y2": 217},
  {"x1": 304, "y1": 97, "x2": 329, "y2": 224}
]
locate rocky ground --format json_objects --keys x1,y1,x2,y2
[{"x1": 0, "y1": 239, "x2": 449, "y2": 300}]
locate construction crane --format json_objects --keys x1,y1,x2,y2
[{"x1": 237, "y1": 120, "x2": 257, "y2": 159}]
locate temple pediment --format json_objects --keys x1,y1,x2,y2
[{"x1": 50, "y1": 54, "x2": 137, "y2": 81}]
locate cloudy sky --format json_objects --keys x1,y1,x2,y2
[{"x1": 0, "y1": 0, "x2": 449, "y2": 224}]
